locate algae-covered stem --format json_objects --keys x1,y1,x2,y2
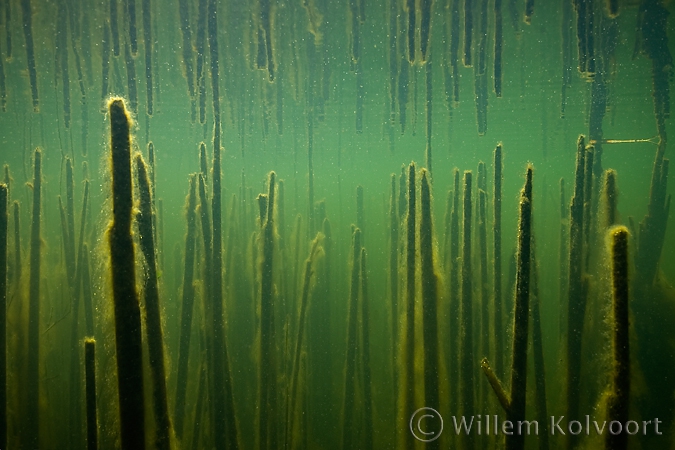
[
  {"x1": 107, "y1": 99, "x2": 145, "y2": 450},
  {"x1": 402, "y1": 162, "x2": 416, "y2": 450},
  {"x1": 506, "y1": 165, "x2": 533, "y2": 450},
  {"x1": 259, "y1": 172, "x2": 277, "y2": 450},
  {"x1": 460, "y1": 170, "x2": 475, "y2": 447},
  {"x1": 605, "y1": 226, "x2": 630, "y2": 450},
  {"x1": 84, "y1": 338, "x2": 98, "y2": 450},
  {"x1": 26, "y1": 149, "x2": 42, "y2": 450},
  {"x1": 420, "y1": 0, "x2": 432, "y2": 62},
  {"x1": 20, "y1": 0, "x2": 39, "y2": 111},
  {"x1": 566, "y1": 136, "x2": 587, "y2": 447},
  {"x1": 531, "y1": 237, "x2": 549, "y2": 450},
  {"x1": 135, "y1": 154, "x2": 172, "y2": 450},
  {"x1": 174, "y1": 174, "x2": 198, "y2": 439},
  {"x1": 448, "y1": 169, "x2": 460, "y2": 413},
  {"x1": 0, "y1": 183, "x2": 6, "y2": 450},
  {"x1": 406, "y1": 0, "x2": 415, "y2": 62},
  {"x1": 420, "y1": 169, "x2": 440, "y2": 450},
  {"x1": 493, "y1": 145, "x2": 503, "y2": 377},
  {"x1": 341, "y1": 227, "x2": 361, "y2": 450},
  {"x1": 288, "y1": 235, "x2": 322, "y2": 449}
]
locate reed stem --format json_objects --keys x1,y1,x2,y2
[
  {"x1": 84, "y1": 338, "x2": 98, "y2": 450},
  {"x1": 0, "y1": 183, "x2": 6, "y2": 450},
  {"x1": 107, "y1": 99, "x2": 145, "y2": 450},
  {"x1": 174, "y1": 174, "x2": 198, "y2": 439},
  {"x1": 26, "y1": 148, "x2": 42, "y2": 450}
]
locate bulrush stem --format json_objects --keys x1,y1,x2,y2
[
  {"x1": 84, "y1": 338, "x2": 98, "y2": 450},
  {"x1": 174, "y1": 174, "x2": 198, "y2": 439},
  {"x1": 26, "y1": 149, "x2": 42, "y2": 449},
  {"x1": 341, "y1": 227, "x2": 361, "y2": 450},
  {"x1": 481, "y1": 166, "x2": 533, "y2": 450},
  {"x1": 0, "y1": 183, "x2": 6, "y2": 450},
  {"x1": 420, "y1": 168, "x2": 440, "y2": 449},
  {"x1": 259, "y1": 172, "x2": 277, "y2": 450},
  {"x1": 107, "y1": 98, "x2": 145, "y2": 450},
  {"x1": 135, "y1": 154, "x2": 172, "y2": 450},
  {"x1": 460, "y1": 170, "x2": 475, "y2": 444},
  {"x1": 605, "y1": 226, "x2": 630, "y2": 450}
]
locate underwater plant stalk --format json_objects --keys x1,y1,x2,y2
[
  {"x1": 478, "y1": 180, "x2": 490, "y2": 358},
  {"x1": 360, "y1": 247, "x2": 374, "y2": 449},
  {"x1": 583, "y1": 145, "x2": 594, "y2": 270},
  {"x1": 493, "y1": 145, "x2": 503, "y2": 376},
  {"x1": 20, "y1": 0, "x2": 39, "y2": 111},
  {"x1": 341, "y1": 227, "x2": 361, "y2": 450},
  {"x1": 425, "y1": 54, "x2": 433, "y2": 175},
  {"x1": 26, "y1": 149, "x2": 42, "y2": 450},
  {"x1": 567, "y1": 136, "x2": 587, "y2": 446},
  {"x1": 259, "y1": 171, "x2": 277, "y2": 450},
  {"x1": 402, "y1": 162, "x2": 417, "y2": 449},
  {"x1": 460, "y1": 170, "x2": 475, "y2": 436},
  {"x1": 448, "y1": 169, "x2": 461, "y2": 413},
  {"x1": 494, "y1": 0, "x2": 503, "y2": 96},
  {"x1": 84, "y1": 338, "x2": 98, "y2": 450},
  {"x1": 463, "y1": 0, "x2": 473, "y2": 66},
  {"x1": 124, "y1": 42, "x2": 138, "y2": 112},
  {"x1": 531, "y1": 238, "x2": 549, "y2": 450},
  {"x1": 141, "y1": 0, "x2": 153, "y2": 115},
  {"x1": 12, "y1": 201, "x2": 20, "y2": 283},
  {"x1": 82, "y1": 245, "x2": 94, "y2": 336},
  {"x1": 388, "y1": 174, "x2": 399, "y2": 389},
  {"x1": 101, "y1": 22, "x2": 111, "y2": 102},
  {"x1": 420, "y1": 0, "x2": 432, "y2": 61},
  {"x1": 420, "y1": 169, "x2": 440, "y2": 449},
  {"x1": 507, "y1": 165, "x2": 533, "y2": 450},
  {"x1": 107, "y1": 99, "x2": 145, "y2": 450},
  {"x1": 127, "y1": 0, "x2": 138, "y2": 55},
  {"x1": 135, "y1": 154, "x2": 171, "y2": 450},
  {"x1": 356, "y1": 185, "x2": 365, "y2": 241},
  {"x1": 66, "y1": 158, "x2": 77, "y2": 288},
  {"x1": 174, "y1": 174, "x2": 198, "y2": 439},
  {"x1": 0, "y1": 184, "x2": 5, "y2": 450},
  {"x1": 603, "y1": 170, "x2": 618, "y2": 228},
  {"x1": 605, "y1": 226, "x2": 630, "y2": 450},
  {"x1": 109, "y1": 0, "x2": 120, "y2": 56},
  {"x1": 288, "y1": 234, "x2": 322, "y2": 449}
]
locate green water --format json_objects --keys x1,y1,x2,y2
[{"x1": 0, "y1": 0, "x2": 673, "y2": 448}]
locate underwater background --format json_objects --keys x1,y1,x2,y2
[{"x1": 0, "y1": 0, "x2": 673, "y2": 448}]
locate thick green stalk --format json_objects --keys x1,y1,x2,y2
[{"x1": 84, "y1": 338, "x2": 98, "y2": 450}]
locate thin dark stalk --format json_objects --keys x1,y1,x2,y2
[
  {"x1": 135, "y1": 154, "x2": 171, "y2": 450},
  {"x1": 84, "y1": 339, "x2": 98, "y2": 450},
  {"x1": 174, "y1": 174, "x2": 198, "y2": 439},
  {"x1": 360, "y1": 247, "x2": 374, "y2": 449},
  {"x1": 0, "y1": 183, "x2": 6, "y2": 450},
  {"x1": 420, "y1": 169, "x2": 439, "y2": 449},
  {"x1": 493, "y1": 145, "x2": 503, "y2": 377},
  {"x1": 460, "y1": 170, "x2": 474, "y2": 441},
  {"x1": 26, "y1": 149, "x2": 42, "y2": 449}
]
